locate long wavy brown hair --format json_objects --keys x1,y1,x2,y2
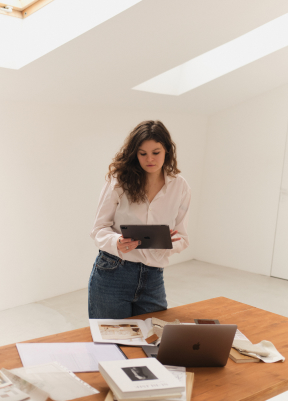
[{"x1": 107, "y1": 120, "x2": 180, "y2": 203}]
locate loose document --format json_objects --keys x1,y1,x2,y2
[
  {"x1": 1, "y1": 368, "x2": 49, "y2": 401},
  {"x1": 16, "y1": 343, "x2": 126, "y2": 372},
  {"x1": 8, "y1": 362, "x2": 99, "y2": 401}
]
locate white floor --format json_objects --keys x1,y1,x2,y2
[{"x1": 1, "y1": 259, "x2": 288, "y2": 347}]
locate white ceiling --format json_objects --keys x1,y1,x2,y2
[{"x1": 1, "y1": 0, "x2": 288, "y2": 115}]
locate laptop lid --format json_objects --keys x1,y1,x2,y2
[{"x1": 157, "y1": 324, "x2": 237, "y2": 367}]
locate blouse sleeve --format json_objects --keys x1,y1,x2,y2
[
  {"x1": 150, "y1": 185, "x2": 191, "y2": 260},
  {"x1": 90, "y1": 180, "x2": 121, "y2": 257}
]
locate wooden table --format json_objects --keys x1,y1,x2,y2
[{"x1": 1, "y1": 297, "x2": 288, "y2": 401}]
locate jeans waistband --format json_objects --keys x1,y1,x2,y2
[{"x1": 99, "y1": 250, "x2": 162, "y2": 270}]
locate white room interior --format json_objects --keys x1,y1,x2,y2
[{"x1": 1, "y1": 0, "x2": 288, "y2": 352}]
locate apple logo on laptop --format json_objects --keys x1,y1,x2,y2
[{"x1": 193, "y1": 342, "x2": 200, "y2": 350}]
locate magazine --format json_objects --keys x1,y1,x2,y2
[{"x1": 89, "y1": 318, "x2": 154, "y2": 346}]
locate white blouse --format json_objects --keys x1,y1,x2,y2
[{"x1": 90, "y1": 172, "x2": 191, "y2": 268}]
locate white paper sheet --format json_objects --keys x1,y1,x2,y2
[
  {"x1": 11, "y1": 362, "x2": 99, "y2": 401},
  {"x1": 16, "y1": 342, "x2": 126, "y2": 372}
]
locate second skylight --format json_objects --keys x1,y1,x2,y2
[{"x1": 133, "y1": 13, "x2": 288, "y2": 96}]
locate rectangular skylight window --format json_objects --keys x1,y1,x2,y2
[
  {"x1": 133, "y1": 13, "x2": 288, "y2": 96},
  {"x1": 0, "y1": 1, "x2": 54, "y2": 18},
  {"x1": 0, "y1": 0, "x2": 142, "y2": 69}
]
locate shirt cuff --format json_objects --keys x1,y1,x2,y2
[{"x1": 112, "y1": 234, "x2": 122, "y2": 258}]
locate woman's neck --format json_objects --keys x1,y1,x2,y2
[{"x1": 145, "y1": 169, "x2": 165, "y2": 186}]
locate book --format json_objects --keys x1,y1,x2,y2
[
  {"x1": 185, "y1": 372, "x2": 194, "y2": 401},
  {"x1": 99, "y1": 358, "x2": 185, "y2": 401},
  {"x1": 229, "y1": 348, "x2": 260, "y2": 363},
  {"x1": 160, "y1": 368, "x2": 194, "y2": 401},
  {"x1": 104, "y1": 367, "x2": 194, "y2": 401}
]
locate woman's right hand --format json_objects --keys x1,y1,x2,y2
[{"x1": 117, "y1": 236, "x2": 141, "y2": 253}]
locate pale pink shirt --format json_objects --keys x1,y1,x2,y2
[{"x1": 90, "y1": 172, "x2": 191, "y2": 268}]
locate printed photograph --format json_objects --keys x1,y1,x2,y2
[
  {"x1": 0, "y1": 371, "x2": 12, "y2": 388},
  {"x1": 99, "y1": 323, "x2": 144, "y2": 340},
  {"x1": 122, "y1": 366, "x2": 158, "y2": 381}
]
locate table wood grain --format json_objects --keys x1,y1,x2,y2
[{"x1": 1, "y1": 297, "x2": 287, "y2": 401}]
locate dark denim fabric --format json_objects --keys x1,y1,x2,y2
[{"x1": 88, "y1": 250, "x2": 167, "y2": 319}]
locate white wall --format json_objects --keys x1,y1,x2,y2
[
  {"x1": 271, "y1": 122, "x2": 288, "y2": 280},
  {"x1": 0, "y1": 101, "x2": 207, "y2": 311},
  {"x1": 195, "y1": 84, "x2": 288, "y2": 275}
]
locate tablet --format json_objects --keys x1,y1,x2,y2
[{"x1": 120, "y1": 225, "x2": 172, "y2": 249}]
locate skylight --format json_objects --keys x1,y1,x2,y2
[
  {"x1": 133, "y1": 13, "x2": 288, "y2": 96},
  {"x1": 0, "y1": 1, "x2": 54, "y2": 19},
  {"x1": 0, "y1": 0, "x2": 142, "y2": 69}
]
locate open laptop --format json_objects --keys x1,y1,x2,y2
[{"x1": 142, "y1": 324, "x2": 237, "y2": 367}]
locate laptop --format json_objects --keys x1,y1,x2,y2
[{"x1": 142, "y1": 324, "x2": 237, "y2": 367}]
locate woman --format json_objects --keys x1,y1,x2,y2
[{"x1": 89, "y1": 120, "x2": 191, "y2": 319}]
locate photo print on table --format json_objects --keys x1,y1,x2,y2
[
  {"x1": 0, "y1": 371, "x2": 12, "y2": 388},
  {"x1": 122, "y1": 366, "x2": 158, "y2": 381},
  {"x1": 99, "y1": 324, "x2": 144, "y2": 340}
]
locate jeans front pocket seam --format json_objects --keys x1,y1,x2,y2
[
  {"x1": 96, "y1": 253, "x2": 120, "y2": 271},
  {"x1": 96, "y1": 263, "x2": 119, "y2": 271}
]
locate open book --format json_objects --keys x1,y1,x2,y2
[
  {"x1": 89, "y1": 318, "x2": 153, "y2": 346},
  {"x1": 89, "y1": 317, "x2": 181, "y2": 347}
]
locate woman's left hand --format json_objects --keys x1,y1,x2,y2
[{"x1": 170, "y1": 229, "x2": 181, "y2": 242}]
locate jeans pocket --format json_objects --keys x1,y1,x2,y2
[{"x1": 96, "y1": 252, "x2": 120, "y2": 270}]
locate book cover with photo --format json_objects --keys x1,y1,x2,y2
[
  {"x1": 104, "y1": 366, "x2": 194, "y2": 401},
  {"x1": 98, "y1": 358, "x2": 185, "y2": 401},
  {"x1": 89, "y1": 318, "x2": 154, "y2": 346}
]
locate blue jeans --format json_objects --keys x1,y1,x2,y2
[{"x1": 88, "y1": 251, "x2": 167, "y2": 319}]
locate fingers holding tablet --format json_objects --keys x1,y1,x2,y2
[
  {"x1": 117, "y1": 236, "x2": 141, "y2": 253},
  {"x1": 170, "y1": 229, "x2": 181, "y2": 242}
]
